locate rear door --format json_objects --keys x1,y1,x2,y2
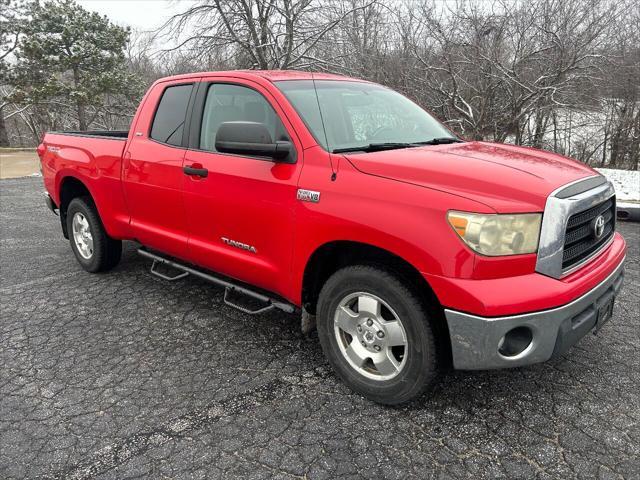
[
  {"x1": 181, "y1": 79, "x2": 303, "y2": 296},
  {"x1": 122, "y1": 80, "x2": 197, "y2": 259}
]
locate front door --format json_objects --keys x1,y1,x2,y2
[{"x1": 182, "y1": 81, "x2": 302, "y2": 296}]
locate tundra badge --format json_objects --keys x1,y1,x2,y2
[
  {"x1": 221, "y1": 237, "x2": 257, "y2": 254},
  {"x1": 297, "y1": 189, "x2": 321, "y2": 203}
]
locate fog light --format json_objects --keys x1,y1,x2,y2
[{"x1": 498, "y1": 326, "x2": 533, "y2": 358}]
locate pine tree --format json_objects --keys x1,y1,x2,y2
[
  {"x1": 12, "y1": 0, "x2": 141, "y2": 131},
  {"x1": 0, "y1": 0, "x2": 26, "y2": 146}
]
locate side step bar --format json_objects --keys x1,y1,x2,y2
[{"x1": 138, "y1": 248, "x2": 297, "y2": 315}]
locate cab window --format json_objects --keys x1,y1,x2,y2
[
  {"x1": 150, "y1": 84, "x2": 193, "y2": 146},
  {"x1": 199, "y1": 84, "x2": 290, "y2": 152}
]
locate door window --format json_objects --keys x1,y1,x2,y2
[
  {"x1": 199, "y1": 84, "x2": 290, "y2": 152},
  {"x1": 150, "y1": 84, "x2": 193, "y2": 146}
]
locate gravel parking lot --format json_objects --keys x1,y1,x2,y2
[{"x1": 1, "y1": 177, "x2": 639, "y2": 480}]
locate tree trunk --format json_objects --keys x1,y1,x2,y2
[
  {"x1": 77, "y1": 102, "x2": 87, "y2": 131},
  {"x1": 552, "y1": 112, "x2": 558, "y2": 152},
  {"x1": 533, "y1": 111, "x2": 548, "y2": 148},
  {"x1": 0, "y1": 106, "x2": 9, "y2": 147},
  {"x1": 73, "y1": 67, "x2": 87, "y2": 130}
]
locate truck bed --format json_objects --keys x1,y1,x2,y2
[
  {"x1": 40, "y1": 130, "x2": 130, "y2": 233},
  {"x1": 47, "y1": 130, "x2": 129, "y2": 140}
]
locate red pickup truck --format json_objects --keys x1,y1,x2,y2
[{"x1": 38, "y1": 70, "x2": 626, "y2": 404}]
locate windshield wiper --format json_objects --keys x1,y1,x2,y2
[
  {"x1": 332, "y1": 142, "x2": 417, "y2": 154},
  {"x1": 332, "y1": 138, "x2": 463, "y2": 153},
  {"x1": 413, "y1": 137, "x2": 463, "y2": 145}
]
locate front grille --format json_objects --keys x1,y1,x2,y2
[{"x1": 562, "y1": 197, "x2": 615, "y2": 270}]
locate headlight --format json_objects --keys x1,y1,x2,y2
[{"x1": 447, "y1": 211, "x2": 542, "y2": 256}]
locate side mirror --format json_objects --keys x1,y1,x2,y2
[{"x1": 214, "y1": 121, "x2": 294, "y2": 162}]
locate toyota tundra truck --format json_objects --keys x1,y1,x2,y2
[{"x1": 38, "y1": 70, "x2": 626, "y2": 405}]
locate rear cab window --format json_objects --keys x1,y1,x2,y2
[{"x1": 150, "y1": 84, "x2": 194, "y2": 146}]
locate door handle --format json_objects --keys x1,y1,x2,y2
[{"x1": 183, "y1": 165, "x2": 208, "y2": 178}]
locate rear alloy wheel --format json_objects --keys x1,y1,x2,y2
[
  {"x1": 317, "y1": 265, "x2": 439, "y2": 405},
  {"x1": 72, "y1": 212, "x2": 94, "y2": 260},
  {"x1": 66, "y1": 196, "x2": 122, "y2": 273}
]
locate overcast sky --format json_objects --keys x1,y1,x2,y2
[{"x1": 76, "y1": 0, "x2": 190, "y2": 31}]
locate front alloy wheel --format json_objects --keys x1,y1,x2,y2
[
  {"x1": 334, "y1": 292, "x2": 408, "y2": 380},
  {"x1": 317, "y1": 265, "x2": 439, "y2": 405}
]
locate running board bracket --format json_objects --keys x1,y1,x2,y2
[
  {"x1": 138, "y1": 248, "x2": 296, "y2": 315},
  {"x1": 150, "y1": 259, "x2": 190, "y2": 281}
]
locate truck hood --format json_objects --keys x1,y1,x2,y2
[{"x1": 343, "y1": 141, "x2": 598, "y2": 212}]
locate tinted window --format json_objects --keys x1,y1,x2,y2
[
  {"x1": 150, "y1": 84, "x2": 193, "y2": 146},
  {"x1": 200, "y1": 84, "x2": 289, "y2": 152}
]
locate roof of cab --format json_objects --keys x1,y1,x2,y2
[
  {"x1": 155, "y1": 70, "x2": 366, "y2": 84},
  {"x1": 249, "y1": 70, "x2": 356, "y2": 81}
]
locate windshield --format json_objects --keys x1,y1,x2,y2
[{"x1": 275, "y1": 80, "x2": 456, "y2": 153}]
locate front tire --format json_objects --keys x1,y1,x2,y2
[
  {"x1": 66, "y1": 196, "x2": 122, "y2": 273},
  {"x1": 317, "y1": 266, "x2": 438, "y2": 405}
]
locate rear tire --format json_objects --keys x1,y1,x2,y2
[
  {"x1": 317, "y1": 265, "x2": 438, "y2": 405},
  {"x1": 66, "y1": 196, "x2": 122, "y2": 273}
]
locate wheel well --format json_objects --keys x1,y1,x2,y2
[
  {"x1": 301, "y1": 241, "x2": 451, "y2": 365},
  {"x1": 58, "y1": 177, "x2": 92, "y2": 238}
]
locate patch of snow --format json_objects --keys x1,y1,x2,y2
[{"x1": 596, "y1": 168, "x2": 639, "y2": 202}]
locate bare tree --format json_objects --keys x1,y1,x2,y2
[
  {"x1": 156, "y1": 0, "x2": 375, "y2": 70},
  {"x1": 404, "y1": 0, "x2": 628, "y2": 146}
]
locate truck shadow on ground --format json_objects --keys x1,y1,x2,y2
[{"x1": 116, "y1": 241, "x2": 624, "y2": 413}]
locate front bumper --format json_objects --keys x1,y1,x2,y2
[{"x1": 445, "y1": 257, "x2": 625, "y2": 370}]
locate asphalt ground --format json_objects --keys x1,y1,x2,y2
[{"x1": 1, "y1": 176, "x2": 639, "y2": 479}]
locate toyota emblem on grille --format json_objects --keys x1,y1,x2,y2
[{"x1": 592, "y1": 214, "x2": 606, "y2": 239}]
